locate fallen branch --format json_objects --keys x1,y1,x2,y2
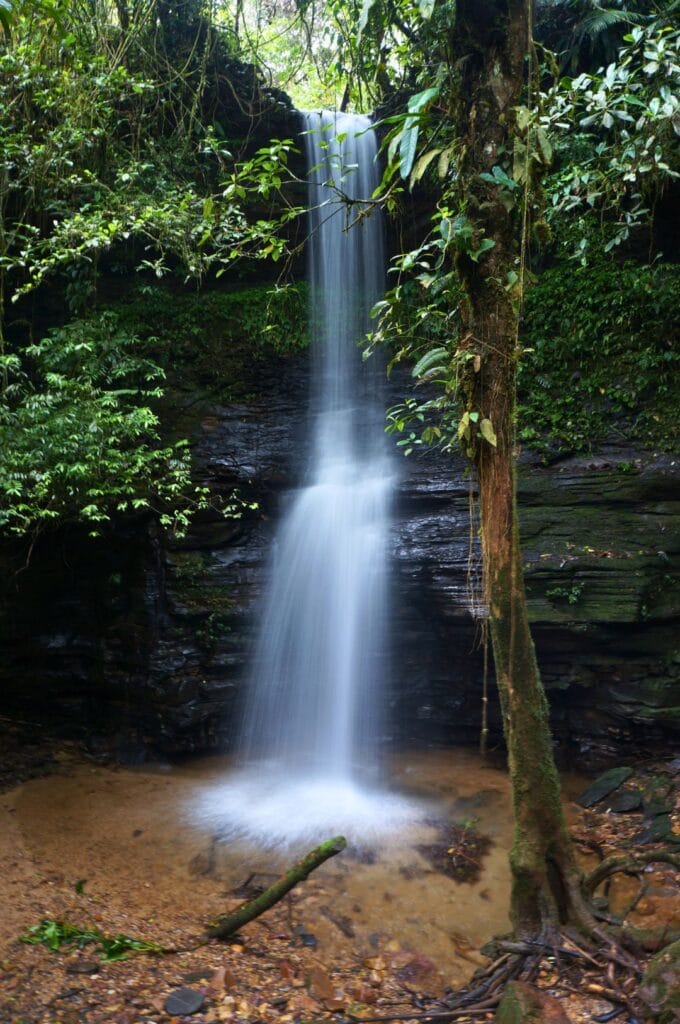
[{"x1": 206, "y1": 835, "x2": 346, "y2": 940}]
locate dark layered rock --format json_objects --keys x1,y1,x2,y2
[{"x1": 0, "y1": 355, "x2": 678, "y2": 766}]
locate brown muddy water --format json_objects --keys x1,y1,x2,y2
[{"x1": 6, "y1": 749, "x2": 520, "y2": 987}]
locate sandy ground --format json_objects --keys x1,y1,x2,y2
[
  {"x1": 0, "y1": 749, "x2": 515, "y2": 1023},
  {"x1": 1, "y1": 749, "x2": 677, "y2": 1024}
]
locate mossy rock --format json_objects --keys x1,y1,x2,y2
[
  {"x1": 639, "y1": 939, "x2": 680, "y2": 1023},
  {"x1": 576, "y1": 766, "x2": 633, "y2": 808},
  {"x1": 496, "y1": 982, "x2": 571, "y2": 1024}
]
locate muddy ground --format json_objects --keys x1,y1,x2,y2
[{"x1": 0, "y1": 741, "x2": 678, "y2": 1024}]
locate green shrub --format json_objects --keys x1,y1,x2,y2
[{"x1": 519, "y1": 259, "x2": 679, "y2": 451}]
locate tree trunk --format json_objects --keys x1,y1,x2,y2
[{"x1": 452, "y1": 0, "x2": 592, "y2": 937}]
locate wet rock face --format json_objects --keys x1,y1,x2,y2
[
  {"x1": 389, "y1": 437, "x2": 679, "y2": 765},
  {"x1": 0, "y1": 356, "x2": 678, "y2": 766}
]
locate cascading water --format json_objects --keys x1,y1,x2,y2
[
  {"x1": 240, "y1": 111, "x2": 389, "y2": 778},
  {"x1": 195, "y1": 112, "x2": 420, "y2": 846}
]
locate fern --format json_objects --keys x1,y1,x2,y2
[{"x1": 575, "y1": 8, "x2": 636, "y2": 44}]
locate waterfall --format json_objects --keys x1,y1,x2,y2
[
  {"x1": 195, "y1": 113, "x2": 419, "y2": 847},
  {"x1": 240, "y1": 111, "x2": 389, "y2": 778}
]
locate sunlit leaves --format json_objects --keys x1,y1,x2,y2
[
  {"x1": 0, "y1": 313, "x2": 211, "y2": 537},
  {"x1": 380, "y1": 85, "x2": 440, "y2": 181},
  {"x1": 357, "y1": 0, "x2": 377, "y2": 40},
  {"x1": 0, "y1": 0, "x2": 12, "y2": 38},
  {"x1": 411, "y1": 346, "x2": 448, "y2": 379},
  {"x1": 539, "y1": 20, "x2": 680, "y2": 259}
]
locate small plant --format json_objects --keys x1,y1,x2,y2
[
  {"x1": 21, "y1": 919, "x2": 163, "y2": 961},
  {"x1": 546, "y1": 583, "x2": 584, "y2": 605},
  {"x1": 519, "y1": 257, "x2": 680, "y2": 453}
]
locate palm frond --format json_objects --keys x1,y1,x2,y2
[{"x1": 575, "y1": 7, "x2": 634, "y2": 43}]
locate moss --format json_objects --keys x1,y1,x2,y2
[
  {"x1": 640, "y1": 939, "x2": 680, "y2": 1022},
  {"x1": 519, "y1": 259, "x2": 680, "y2": 453},
  {"x1": 110, "y1": 281, "x2": 310, "y2": 403},
  {"x1": 497, "y1": 981, "x2": 571, "y2": 1024}
]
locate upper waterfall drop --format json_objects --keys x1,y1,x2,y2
[{"x1": 193, "y1": 112, "x2": 422, "y2": 847}]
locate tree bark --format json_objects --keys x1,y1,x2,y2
[{"x1": 452, "y1": 0, "x2": 593, "y2": 937}]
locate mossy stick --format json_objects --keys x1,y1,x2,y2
[{"x1": 206, "y1": 835, "x2": 346, "y2": 939}]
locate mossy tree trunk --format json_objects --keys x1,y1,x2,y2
[{"x1": 452, "y1": 0, "x2": 595, "y2": 937}]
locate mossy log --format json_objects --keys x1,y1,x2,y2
[{"x1": 206, "y1": 836, "x2": 346, "y2": 940}]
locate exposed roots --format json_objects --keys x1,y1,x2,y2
[
  {"x1": 346, "y1": 931, "x2": 646, "y2": 1023},
  {"x1": 347, "y1": 846, "x2": 679, "y2": 1022},
  {"x1": 584, "y1": 849, "x2": 680, "y2": 895}
]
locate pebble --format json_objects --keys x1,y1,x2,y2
[{"x1": 164, "y1": 987, "x2": 205, "y2": 1016}]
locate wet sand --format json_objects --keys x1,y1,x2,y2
[{"x1": 2, "y1": 749, "x2": 514, "y2": 986}]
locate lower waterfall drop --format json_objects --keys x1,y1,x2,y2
[{"x1": 195, "y1": 112, "x2": 421, "y2": 847}]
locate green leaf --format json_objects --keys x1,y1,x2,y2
[
  {"x1": 387, "y1": 128, "x2": 404, "y2": 166},
  {"x1": 0, "y1": 0, "x2": 13, "y2": 39},
  {"x1": 357, "y1": 0, "x2": 377, "y2": 39},
  {"x1": 457, "y1": 411, "x2": 470, "y2": 441},
  {"x1": 470, "y1": 237, "x2": 496, "y2": 262},
  {"x1": 535, "y1": 127, "x2": 553, "y2": 166},
  {"x1": 410, "y1": 148, "x2": 441, "y2": 187},
  {"x1": 412, "y1": 347, "x2": 448, "y2": 378},
  {"x1": 407, "y1": 86, "x2": 439, "y2": 113},
  {"x1": 515, "y1": 105, "x2": 532, "y2": 132},
  {"x1": 437, "y1": 147, "x2": 453, "y2": 179},
  {"x1": 513, "y1": 139, "x2": 528, "y2": 183},
  {"x1": 418, "y1": 0, "x2": 435, "y2": 18},
  {"x1": 399, "y1": 120, "x2": 419, "y2": 180},
  {"x1": 480, "y1": 418, "x2": 497, "y2": 446},
  {"x1": 479, "y1": 165, "x2": 519, "y2": 191}
]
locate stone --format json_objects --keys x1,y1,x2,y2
[
  {"x1": 607, "y1": 789, "x2": 643, "y2": 813},
  {"x1": 164, "y1": 987, "x2": 205, "y2": 1016},
  {"x1": 637, "y1": 814, "x2": 679, "y2": 844},
  {"x1": 394, "y1": 953, "x2": 442, "y2": 992},
  {"x1": 183, "y1": 969, "x2": 211, "y2": 983},
  {"x1": 576, "y1": 767, "x2": 633, "y2": 808},
  {"x1": 293, "y1": 926, "x2": 317, "y2": 948},
  {"x1": 66, "y1": 960, "x2": 100, "y2": 974},
  {"x1": 643, "y1": 775, "x2": 674, "y2": 818},
  {"x1": 496, "y1": 981, "x2": 572, "y2": 1024},
  {"x1": 639, "y1": 939, "x2": 680, "y2": 1024},
  {"x1": 308, "y1": 967, "x2": 334, "y2": 1003}
]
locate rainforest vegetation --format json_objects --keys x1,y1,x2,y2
[
  {"x1": 1, "y1": 0, "x2": 679, "y2": 1020},
  {"x1": 0, "y1": 0, "x2": 677, "y2": 541}
]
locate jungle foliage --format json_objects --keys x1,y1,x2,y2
[
  {"x1": 1, "y1": 0, "x2": 678, "y2": 542},
  {"x1": 362, "y1": 6, "x2": 679, "y2": 457},
  {"x1": 0, "y1": 0, "x2": 302, "y2": 540},
  {"x1": 3, "y1": 0, "x2": 680, "y2": 987},
  {"x1": 519, "y1": 256, "x2": 679, "y2": 451},
  {"x1": 307, "y1": 0, "x2": 679, "y2": 951}
]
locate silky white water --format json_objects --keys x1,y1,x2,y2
[{"x1": 195, "y1": 112, "x2": 422, "y2": 846}]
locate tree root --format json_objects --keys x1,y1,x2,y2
[
  {"x1": 344, "y1": 923, "x2": 662, "y2": 1024},
  {"x1": 584, "y1": 848, "x2": 680, "y2": 894}
]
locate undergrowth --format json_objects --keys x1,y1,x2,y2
[
  {"x1": 21, "y1": 919, "x2": 163, "y2": 961},
  {"x1": 111, "y1": 281, "x2": 310, "y2": 399},
  {"x1": 519, "y1": 259, "x2": 679, "y2": 453}
]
